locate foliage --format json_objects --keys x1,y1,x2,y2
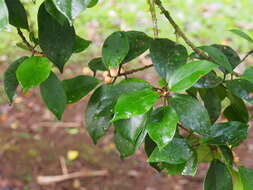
[{"x1": 1, "y1": 0, "x2": 253, "y2": 189}]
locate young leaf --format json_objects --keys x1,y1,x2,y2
[
  {"x1": 16, "y1": 56, "x2": 51, "y2": 90},
  {"x1": 5, "y1": 0, "x2": 29, "y2": 30},
  {"x1": 4, "y1": 57, "x2": 28, "y2": 104},
  {"x1": 226, "y1": 79, "x2": 253, "y2": 104},
  {"x1": 148, "y1": 138, "x2": 193, "y2": 164},
  {"x1": 169, "y1": 60, "x2": 217, "y2": 92},
  {"x1": 170, "y1": 94, "x2": 211, "y2": 137},
  {"x1": 204, "y1": 160, "x2": 233, "y2": 190},
  {"x1": 199, "y1": 46, "x2": 232, "y2": 72},
  {"x1": 206, "y1": 121, "x2": 248, "y2": 147},
  {"x1": 73, "y1": 35, "x2": 91, "y2": 53},
  {"x1": 230, "y1": 29, "x2": 253, "y2": 43},
  {"x1": 38, "y1": 3, "x2": 75, "y2": 73},
  {"x1": 112, "y1": 88, "x2": 160, "y2": 122},
  {"x1": 242, "y1": 66, "x2": 253, "y2": 84},
  {"x1": 114, "y1": 113, "x2": 148, "y2": 158},
  {"x1": 194, "y1": 71, "x2": 222, "y2": 89},
  {"x1": 239, "y1": 166, "x2": 253, "y2": 190},
  {"x1": 87, "y1": 0, "x2": 99, "y2": 8},
  {"x1": 196, "y1": 144, "x2": 213, "y2": 163},
  {"x1": 40, "y1": 72, "x2": 67, "y2": 120},
  {"x1": 123, "y1": 31, "x2": 152, "y2": 63},
  {"x1": 62, "y1": 75, "x2": 99, "y2": 104},
  {"x1": 150, "y1": 38, "x2": 188, "y2": 81},
  {"x1": 162, "y1": 163, "x2": 186, "y2": 176},
  {"x1": 182, "y1": 151, "x2": 198, "y2": 176},
  {"x1": 147, "y1": 106, "x2": 179, "y2": 150},
  {"x1": 0, "y1": 0, "x2": 8, "y2": 30},
  {"x1": 102, "y1": 31, "x2": 129, "y2": 69},
  {"x1": 88, "y1": 57, "x2": 107, "y2": 72}
]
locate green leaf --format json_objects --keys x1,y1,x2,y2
[
  {"x1": 212, "y1": 44, "x2": 241, "y2": 72},
  {"x1": 85, "y1": 78, "x2": 152, "y2": 143},
  {"x1": 162, "y1": 163, "x2": 185, "y2": 175},
  {"x1": 219, "y1": 146, "x2": 233, "y2": 167},
  {"x1": 112, "y1": 88, "x2": 160, "y2": 122},
  {"x1": 5, "y1": 0, "x2": 28, "y2": 30},
  {"x1": 206, "y1": 121, "x2": 248, "y2": 147},
  {"x1": 87, "y1": 0, "x2": 99, "y2": 8},
  {"x1": 102, "y1": 31, "x2": 129, "y2": 69},
  {"x1": 40, "y1": 72, "x2": 67, "y2": 120},
  {"x1": 150, "y1": 38, "x2": 188, "y2": 81},
  {"x1": 51, "y1": 0, "x2": 91, "y2": 23},
  {"x1": 62, "y1": 75, "x2": 99, "y2": 104},
  {"x1": 148, "y1": 138, "x2": 193, "y2": 164},
  {"x1": 16, "y1": 56, "x2": 51, "y2": 90},
  {"x1": 44, "y1": 0, "x2": 67, "y2": 25},
  {"x1": 0, "y1": 0, "x2": 9, "y2": 30},
  {"x1": 239, "y1": 166, "x2": 253, "y2": 190},
  {"x1": 224, "y1": 93, "x2": 249, "y2": 123},
  {"x1": 230, "y1": 29, "x2": 253, "y2": 43},
  {"x1": 226, "y1": 79, "x2": 253, "y2": 104},
  {"x1": 114, "y1": 113, "x2": 148, "y2": 158},
  {"x1": 123, "y1": 31, "x2": 152, "y2": 63},
  {"x1": 169, "y1": 60, "x2": 217, "y2": 92},
  {"x1": 242, "y1": 66, "x2": 253, "y2": 84},
  {"x1": 194, "y1": 71, "x2": 222, "y2": 89},
  {"x1": 170, "y1": 94, "x2": 211, "y2": 137},
  {"x1": 182, "y1": 150, "x2": 198, "y2": 176},
  {"x1": 231, "y1": 169, "x2": 244, "y2": 190},
  {"x1": 204, "y1": 160, "x2": 233, "y2": 190},
  {"x1": 199, "y1": 88, "x2": 221, "y2": 123},
  {"x1": 147, "y1": 106, "x2": 178, "y2": 150},
  {"x1": 73, "y1": 35, "x2": 91, "y2": 53},
  {"x1": 38, "y1": 3, "x2": 75, "y2": 73},
  {"x1": 88, "y1": 57, "x2": 107, "y2": 72},
  {"x1": 196, "y1": 144, "x2": 213, "y2": 163},
  {"x1": 199, "y1": 46, "x2": 232, "y2": 72},
  {"x1": 4, "y1": 57, "x2": 27, "y2": 104}
]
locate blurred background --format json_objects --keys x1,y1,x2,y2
[{"x1": 0, "y1": 0, "x2": 253, "y2": 189}]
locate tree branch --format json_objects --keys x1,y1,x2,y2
[{"x1": 117, "y1": 64, "x2": 153, "y2": 76}]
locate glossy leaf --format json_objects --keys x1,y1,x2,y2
[
  {"x1": 170, "y1": 94, "x2": 211, "y2": 137},
  {"x1": 16, "y1": 56, "x2": 51, "y2": 90},
  {"x1": 112, "y1": 88, "x2": 160, "y2": 122},
  {"x1": 4, "y1": 57, "x2": 27, "y2": 104},
  {"x1": 73, "y1": 35, "x2": 91, "y2": 53},
  {"x1": 5, "y1": 0, "x2": 29, "y2": 30},
  {"x1": 239, "y1": 166, "x2": 253, "y2": 190},
  {"x1": 124, "y1": 31, "x2": 152, "y2": 63},
  {"x1": 147, "y1": 106, "x2": 178, "y2": 150},
  {"x1": 194, "y1": 72, "x2": 222, "y2": 89},
  {"x1": 206, "y1": 121, "x2": 248, "y2": 146},
  {"x1": 182, "y1": 151, "x2": 198, "y2": 176},
  {"x1": 204, "y1": 160, "x2": 233, "y2": 190},
  {"x1": 38, "y1": 3, "x2": 75, "y2": 73},
  {"x1": 219, "y1": 146, "x2": 233, "y2": 167},
  {"x1": 162, "y1": 163, "x2": 185, "y2": 176},
  {"x1": 62, "y1": 75, "x2": 99, "y2": 104},
  {"x1": 148, "y1": 138, "x2": 193, "y2": 164},
  {"x1": 0, "y1": 0, "x2": 8, "y2": 30},
  {"x1": 230, "y1": 29, "x2": 253, "y2": 43},
  {"x1": 44, "y1": 0, "x2": 66, "y2": 25},
  {"x1": 242, "y1": 66, "x2": 253, "y2": 84},
  {"x1": 88, "y1": 57, "x2": 107, "y2": 72},
  {"x1": 169, "y1": 60, "x2": 217, "y2": 92},
  {"x1": 226, "y1": 79, "x2": 253, "y2": 104},
  {"x1": 102, "y1": 31, "x2": 129, "y2": 69},
  {"x1": 40, "y1": 72, "x2": 67, "y2": 120},
  {"x1": 150, "y1": 38, "x2": 188, "y2": 81}
]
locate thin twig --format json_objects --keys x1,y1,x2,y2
[
  {"x1": 148, "y1": 0, "x2": 159, "y2": 38},
  {"x1": 117, "y1": 64, "x2": 153, "y2": 76},
  {"x1": 241, "y1": 50, "x2": 253, "y2": 63}
]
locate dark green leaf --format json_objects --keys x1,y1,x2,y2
[
  {"x1": 123, "y1": 31, "x2": 152, "y2": 63},
  {"x1": 112, "y1": 88, "x2": 160, "y2": 121},
  {"x1": 102, "y1": 31, "x2": 129, "y2": 69},
  {"x1": 230, "y1": 29, "x2": 253, "y2": 43},
  {"x1": 5, "y1": 0, "x2": 29, "y2": 29},
  {"x1": 40, "y1": 72, "x2": 67, "y2": 120},
  {"x1": 206, "y1": 121, "x2": 248, "y2": 146},
  {"x1": 147, "y1": 106, "x2": 178, "y2": 150},
  {"x1": 219, "y1": 146, "x2": 233, "y2": 167},
  {"x1": 170, "y1": 94, "x2": 211, "y2": 137},
  {"x1": 182, "y1": 151, "x2": 198, "y2": 176},
  {"x1": 226, "y1": 79, "x2": 253, "y2": 104},
  {"x1": 62, "y1": 75, "x2": 99, "y2": 104},
  {"x1": 194, "y1": 71, "x2": 222, "y2": 89},
  {"x1": 242, "y1": 66, "x2": 253, "y2": 84},
  {"x1": 87, "y1": 0, "x2": 99, "y2": 8},
  {"x1": 148, "y1": 138, "x2": 193, "y2": 164},
  {"x1": 73, "y1": 35, "x2": 91, "y2": 53},
  {"x1": 16, "y1": 56, "x2": 51, "y2": 90},
  {"x1": 239, "y1": 166, "x2": 253, "y2": 190},
  {"x1": 38, "y1": 3, "x2": 75, "y2": 73},
  {"x1": 204, "y1": 160, "x2": 233, "y2": 190},
  {"x1": 114, "y1": 113, "x2": 148, "y2": 158},
  {"x1": 169, "y1": 60, "x2": 217, "y2": 92},
  {"x1": 0, "y1": 0, "x2": 8, "y2": 30},
  {"x1": 4, "y1": 57, "x2": 27, "y2": 104},
  {"x1": 88, "y1": 57, "x2": 107, "y2": 72},
  {"x1": 150, "y1": 38, "x2": 188, "y2": 81},
  {"x1": 44, "y1": 0, "x2": 67, "y2": 25}
]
